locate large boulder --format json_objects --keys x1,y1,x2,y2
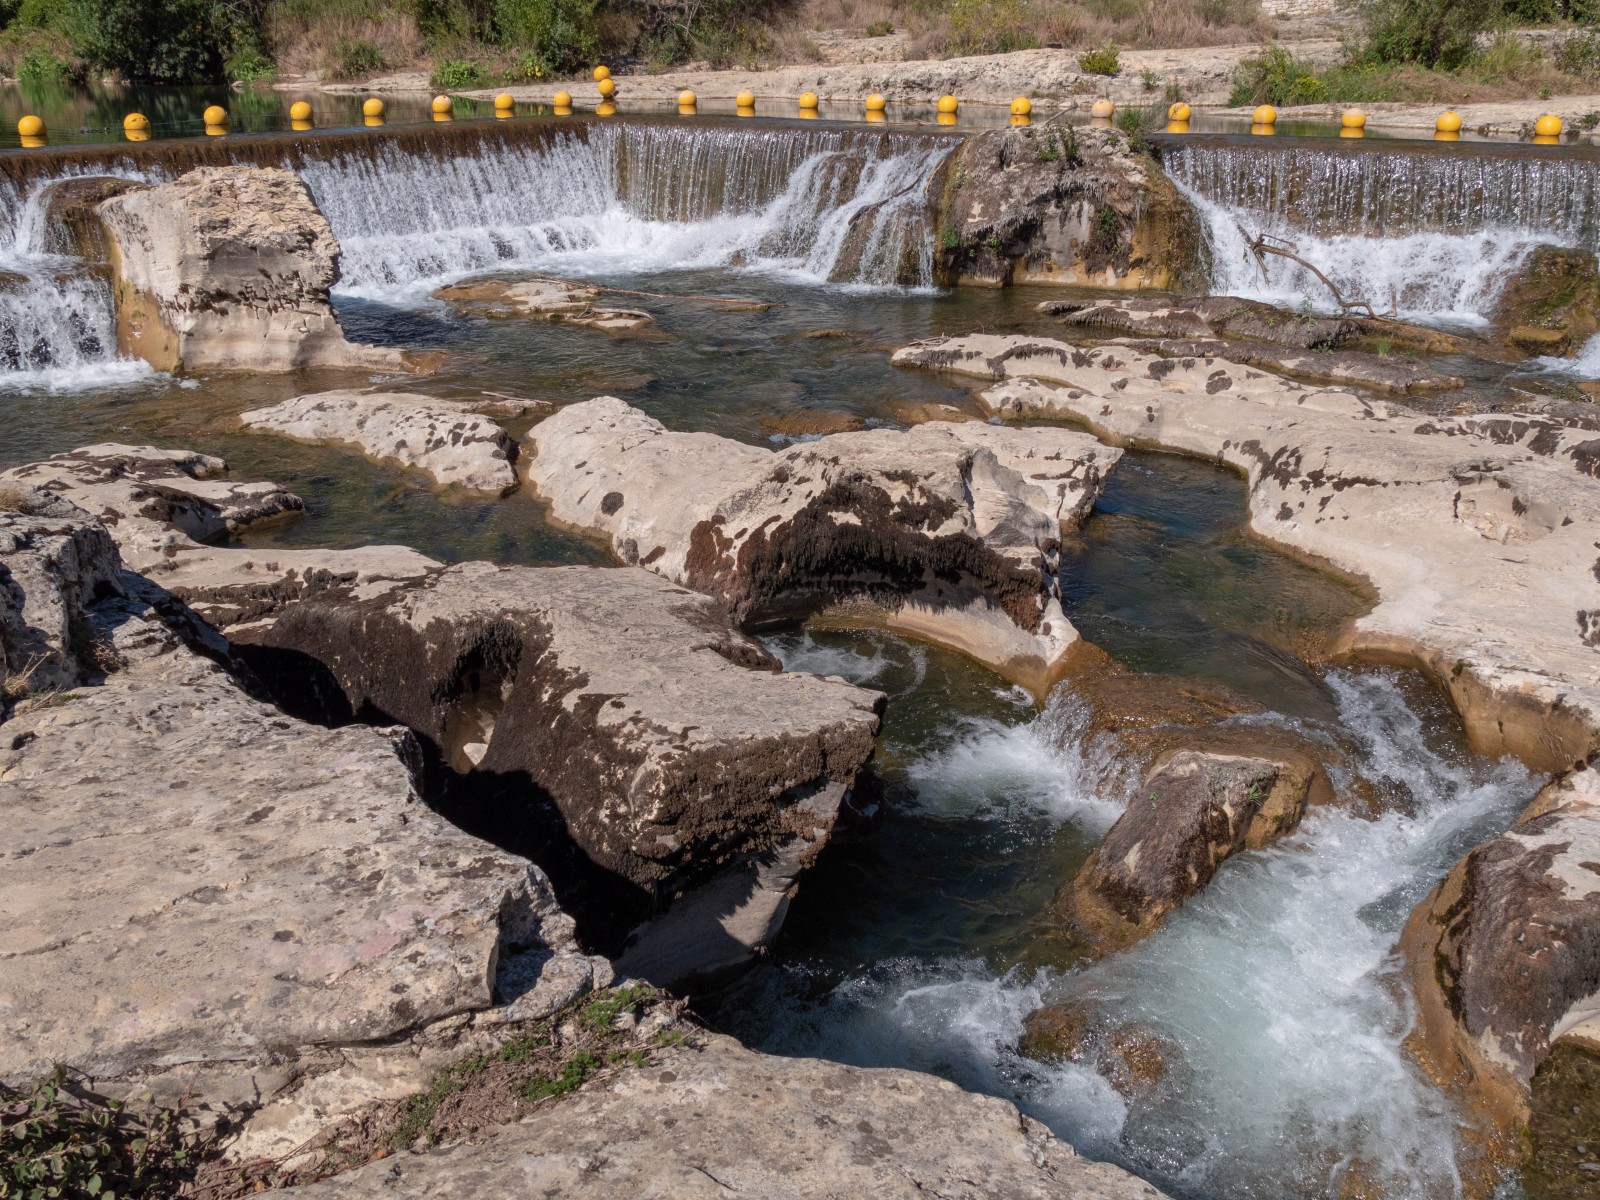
[
  {"x1": 934, "y1": 125, "x2": 1202, "y2": 290},
  {"x1": 276, "y1": 1032, "x2": 1171, "y2": 1200},
  {"x1": 96, "y1": 166, "x2": 407, "y2": 373},
  {"x1": 1399, "y1": 757, "x2": 1600, "y2": 1153},
  {"x1": 233, "y1": 560, "x2": 886, "y2": 987},
  {"x1": 0, "y1": 446, "x2": 438, "y2": 632},
  {"x1": 1494, "y1": 246, "x2": 1600, "y2": 358},
  {"x1": 894, "y1": 333, "x2": 1600, "y2": 772},
  {"x1": 1056, "y1": 747, "x2": 1332, "y2": 954},
  {"x1": 0, "y1": 508, "x2": 606, "y2": 1163},
  {"x1": 240, "y1": 391, "x2": 520, "y2": 495},
  {"x1": 523, "y1": 397, "x2": 1121, "y2": 691}
]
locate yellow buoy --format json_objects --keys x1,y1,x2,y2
[
  {"x1": 1434, "y1": 129, "x2": 1459, "y2": 141},
  {"x1": 596, "y1": 101, "x2": 617, "y2": 116},
  {"x1": 205, "y1": 123, "x2": 226, "y2": 137},
  {"x1": 123, "y1": 112, "x2": 150, "y2": 131},
  {"x1": 1341, "y1": 108, "x2": 1366, "y2": 129},
  {"x1": 1010, "y1": 113, "x2": 1031, "y2": 126},
  {"x1": 1250, "y1": 122, "x2": 1275, "y2": 136},
  {"x1": 364, "y1": 114, "x2": 385, "y2": 127},
  {"x1": 736, "y1": 89, "x2": 755, "y2": 107},
  {"x1": 597, "y1": 77, "x2": 617, "y2": 98},
  {"x1": 554, "y1": 104, "x2": 573, "y2": 116},
  {"x1": 937, "y1": 94, "x2": 958, "y2": 114},
  {"x1": 289, "y1": 101, "x2": 312, "y2": 122},
  {"x1": 432, "y1": 95, "x2": 452, "y2": 114},
  {"x1": 125, "y1": 129, "x2": 150, "y2": 142},
  {"x1": 1253, "y1": 104, "x2": 1276, "y2": 125},
  {"x1": 937, "y1": 111, "x2": 957, "y2": 126},
  {"x1": 1090, "y1": 98, "x2": 1113, "y2": 118},
  {"x1": 553, "y1": 90, "x2": 572, "y2": 106},
  {"x1": 798, "y1": 91, "x2": 819, "y2": 109},
  {"x1": 1167, "y1": 101, "x2": 1190, "y2": 122},
  {"x1": 1013, "y1": 97, "x2": 1034, "y2": 116},
  {"x1": 737, "y1": 104, "x2": 756, "y2": 117},
  {"x1": 433, "y1": 111, "x2": 453, "y2": 122},
  {"x1": 1436, "y1": 110, "x2": 1461, "y2": 133},
  {"x1": 1166, "y1": 119, "x2": 1190, "y2": 133},
  {"x1": 593, "y1": 64, "x2": 610, "y2": 81},
  {"x1": 20, "y1": 133, "x2": 45, "y2": 147},
  {"x1": 494, "y1": 92, "x2": 514, "y2": 111},
  {"x1": 202, "y1": 105, "x2": 226, "y2": 126},
  {"x1": 1535, "y1": 113, "x2": 1563, "y2": 137},
  {"x1": 1339, "y1": 126, "x2": 1364, "y2": 138},
  {"x1": 363, "y1": 97, "x2": 385, "y2": 118},
  {"x1": 799, "y1": 107, "x2": 819, "y2": 119},
  {"x1": 678, "y1": 89, "x2": 697, "y2": 106},
  {"x1": 865, "y1": 109, "x2": 886, "y2": 122},
  {"x1": 865, "y1": 93, "x2": 887, "y2": 112},
  {"x1": 17, "y1": 114, "x2": 44, "y2": 138}
]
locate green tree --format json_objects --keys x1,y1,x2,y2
[
  {"x1": 65, "y1": 0, "x2": 226, "y2": 81},
  {"x1": 1354, "y1": 0, "x2": 1502, "y2": 69}
]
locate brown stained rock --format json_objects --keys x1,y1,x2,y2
[
  {"x1": 96, "y1": 167, "x2": 407, "y2": 374},
  {"x1": 1058, "y1": 747, "x2": 1333, "y2": 954},
  {"x1": 759, "y1": 408, "x2": 867, "y2": 437},
  {"x1": 896, "y1": 333, "x2": 1600, "y2": 771},
  {"x1": 1495, "y1": 247, "x2": 1600, "y2": 360},
  {"x1": 1019, "y1": 1003, "x2": 1177, "y2": 1097},
  {"x1": 1525, "y1": 1038, "x2": 1600, "y2": 1199},
  {"x1": 935, "y1": 125, "x2": 1203, "y2": 291},
  {"x1": 525, "y1": 396, "x2": 1122, "y2": 693},
  {"x1": 436, "y1": 277, "x2": 654, "y2": 332},
  {"x1": 37, "y1": 175, "x2": 143, "y2": 263},
  {"x1": 890, "y1": 397, "x2": 984, "y2": 425},
  {"x1": 1400, "y1": 757, "x2": 1600, "y2": 1157},
  {"x1": 241, "y1": 390, "x2": 520, "y2": 495},
  {"x1": 235, "y1": 560, "x2": 885, "y2": 986},
  {"x1": 277, "y1": 1033, "x2": 1173, "y2": 1200}
]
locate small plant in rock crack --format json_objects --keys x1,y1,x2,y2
[
  {"x1": 986, "y1": 234, "x2": 1006, "y2": 253},
  {"x1": 1035, "y1": 125, "x2": 1081, "y2": 166},
  {"x1": 939, "y1": 225, "x2": 962, "y2": 250}
]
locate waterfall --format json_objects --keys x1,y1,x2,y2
[
  {"x1": 298, "y1": 122, "x2": 953, "y2": 299},
  {"x1": 1164, "y1": 141, "x2": 1600, "y2": 323}
]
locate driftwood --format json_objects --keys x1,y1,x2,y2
[{"x1": 1237, "y1": 226, "x2": 1397, "y2": 319}]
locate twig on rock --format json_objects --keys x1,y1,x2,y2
[{"x1": 1236, "y1": 225, "x2": 1396, "y2": 319}]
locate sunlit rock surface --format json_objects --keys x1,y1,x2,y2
[
  {"x1": 436, "y1": 277, "x2": 654, "y2": 331},
  {"x1": 241, "y1": 390, "x2": 519, "y2": 494},
  {"x1": 525, "y1": 396, "x2": 1121, "y2": 692},
  {"x1": 279, "y1": 1033, "x2": 1172, "y2": 1200},
  {"x1": 895, "y1": 333, "x2": 1600, "y2": 771}
]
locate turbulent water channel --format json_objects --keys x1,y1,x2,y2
[{"x1": 0, "y1": 120, "x2": 1565, "y2": 1198}]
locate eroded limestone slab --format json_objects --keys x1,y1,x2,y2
[
  {"x1": 524, "y1": 396, "x2": 1121, "y2": 691},
  {"x1": 241, "y1": 391, "x2": 518, "y2": 494},
  {"x1": 436, "y1": 277, "x2": 653, "y2": 331},
  {"x1": 895, "y1": 333, "x2": 1600, "y2": 770},
  {"x1": 278, "y1": 1033, "x2": 1172, "y2": 1200}
]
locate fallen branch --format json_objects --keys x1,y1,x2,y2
[{"x1": 1236, "y1": 225, "x2": 1396, "y2": 319}]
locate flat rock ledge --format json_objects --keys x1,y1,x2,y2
[
  {"x1": 436, "y1": 277, "x2": 654, "y2": 331},
  {"x1": 524, "y1": 396, "x2": 1122, "y2": 693},
  {"x1": 241, "y1": 390, "x2": 519, "y2": 494},
  {"x1": 1400, "y1": 756, "x2": 1600, "y2": 1155},
  {"x1": 894, "y1": 334, "x2": 1600, "y2": 772},
  {"x1": 1055, "y1": 747, "x2": 1332, "y2": 955},
  {"x1": 279, "y1": 1032, "x2": 1171, "y2": 1200},
  {"x1": 0, "y1": 445, "x2": 438, "y2": 632},
  {"x1": 0, "y1": 503, "x2": 607, "y2": 1164},
  {"x1": 236, "y1": 560, "x2": 886, "y2": 988},
  {"x1": 97, "y1": 166, "x2": 410, "y2": 374}
]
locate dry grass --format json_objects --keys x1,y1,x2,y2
[
  {"x1": 0, "y1": 484, "x2": 42, "y2": 514},
  {"x1": 262, "y1": 0, "x2": 425, "y2": 77}
]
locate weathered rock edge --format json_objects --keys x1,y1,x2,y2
[
  {"x1": 894, "y1": 333, "x2": 1600, "y2": 772},
  {"x1": 524, "y1": 396, "x2": 1122, "y2": 693},
  {"x1": 277, "y1": 1032, "x2": 1172, "y2": 1200}
]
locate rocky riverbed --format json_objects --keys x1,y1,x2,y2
[{"x1": 3, "y1": 126, "x2": 1598, "y2": 1200}]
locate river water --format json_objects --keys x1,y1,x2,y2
[{"x1": 0, "y1": 115, "x2": 1558, "y2": 1198}]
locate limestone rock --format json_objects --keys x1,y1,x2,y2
[
  {"x1": 96, "y1": 166, "x2": 405, "y2": 373},
  {"x1": 894, "y1": 333, "x2": 1600, "y2": 770},
  {"x1": 0, "y1": 446, "x2": 438, "y2": 632},
  {"x1": 1400, "y1": 756, "x2": 1600, "y2": 1147},
  {"x1": 1494, "y1": 246, "x2": 1600, "y2": 358},
  {"x1": 1019, "y1": 1003, "x2": 1178, "y2": 1097},
  {"x1": 524, "y1": 396, "x2": 1121, "y2": 690},
  {"x1": 759, "y1": 407, "x2": 867, "y2": 437},
  {"x1": 1043, "y1": 294, "x2": 1355, "y2": 350},
  {"x1": 935, "y1": 125, "x2": 1202, "y2": 290},
  {"x1": 1059, "y1": 748, "x2": 1331, "y2": 953},
  {"x1": 240, "y1": 391, "x2": 519, "y2": 494},
  {"x1": 436, "y1": 277, "x2": 653, "y2": 331},
  {"x1": 234, "y1": 560, "x2": 885, "y2": 986},
  {"x1": 277, "y1": 1033, "x2": 1172, "y2": 1200}
]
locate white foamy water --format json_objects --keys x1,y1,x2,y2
[
  {"x1": 1524, "y1": 330, "x2": 1600, "y2": 380},
  {"x1": 757, "y1": 670, "x2": 1537, "y2": 1200},
  {"x1": 299, "y1": 124, "x2": 952, "y2": 301}
]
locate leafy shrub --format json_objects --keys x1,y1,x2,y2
[
  {"x1": 330, "y1": 35, "x2": 386, "y2": 78},
  {"x1": 227, "y1": 42, "x2": 274, "y2": 81},
  {"x1": 492, "y1": 0, "x2": 600, "y2": 73},
  {"x1": 1228, "y1": 44, "x2": 1329, "y2": 106},
  {"x1": 943, "y1": 0, "x2": 1037, "y2": 56},
  {"x1": 1470, "y1": 30, "x2": 1545, "y2": 81},
  {"x1": 64, "y1": 0, "x2": 224, "y2": 82},
  {"x1": 1353, "y1": 0, "x2": 1501, "y2": 69},
  {"x1": 429, "y1": 56, "x2": 485, "y2": 87},
  {"x1": 865, "y1": 19, "x2": 893, "y2": 34},
  {"x1": 1078, "y1": 43, "x2": 1120, "y2": 76},
  {"x1": 16, "y1": 48, "x2": 70, "y2": 82}
]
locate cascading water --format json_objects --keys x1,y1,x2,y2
[
  {"x1": 1165, "y1": 141, "x2": 1600, "y2": 324},
  {"x1": 0, "y1": 172, "x2": 153, "y2": 390},
  {"x1": 299, "y1": 122, "x2": 952, "y2": 299}
]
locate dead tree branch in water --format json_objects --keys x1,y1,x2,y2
[{"x1": 1236, "y1": 226, "x2": 1397, "y2": 319}]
